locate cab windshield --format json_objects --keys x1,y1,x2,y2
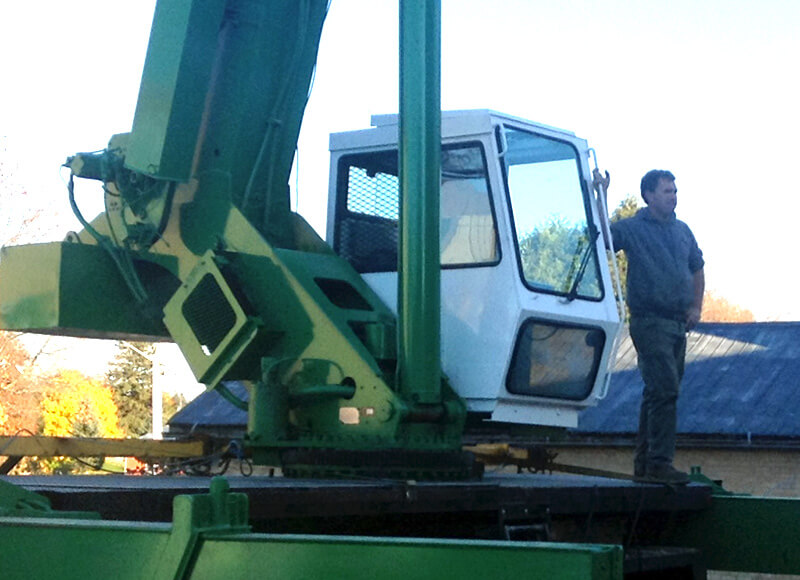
[{"x1": 502, "y1": 127, "x2": 602, "y2": 300}]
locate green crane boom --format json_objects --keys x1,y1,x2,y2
[{"x1": 0, "y1": 0, "x2": 468, "y2": 478}]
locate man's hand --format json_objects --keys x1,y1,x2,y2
[
  {"x1": 688, "y1": 269, "x2": 705, "y2": 331},
  {"x1": 686, "y1": 306, "x2": 701, "y2": 330},
  {"x1": 593, "y1": 168, "x2": 610, "y2": 193}
]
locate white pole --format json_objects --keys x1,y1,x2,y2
[
  {"x1": 151, "y1": 352, "x2": 163, "y2": 440},
  {"x1": 120, "y1": 341, "x2": 162, "y2": 440}
]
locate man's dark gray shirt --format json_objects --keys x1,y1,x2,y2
[{"x1": 610, "y1": 207, "x2": 704, "y2": 317}]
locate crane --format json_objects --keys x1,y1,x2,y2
[{"x1": 0, "y1": 0, "x2": 620, "y2": 479}]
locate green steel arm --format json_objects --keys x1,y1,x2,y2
[
  {"x1": 126, "y1": 0, "x2": 328, "y2": 248},
  {"x1": 661, "y1": 493, "x2": 800, "y2": 575},
  {"x1": 0, "y1": 0, "x2": 467, "y2": 474},
  {"x1": 0, "y1": 477, "x2": 623, "y2": 580}
]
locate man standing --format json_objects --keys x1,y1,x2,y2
[{"x1": 596, "y1": 169, "x2": 704, "y2": 484}]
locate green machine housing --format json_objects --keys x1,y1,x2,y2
[{"x1": 0, "y1": 0, "x2": 468, "y2": 477}]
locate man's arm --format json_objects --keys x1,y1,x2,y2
[{"x1": 687, "y1": 268, "x2": 705, "y2": 329}]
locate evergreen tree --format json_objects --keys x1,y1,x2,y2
[{"x1": 106, "y1": 341, "x2": 154, "y2": 437}]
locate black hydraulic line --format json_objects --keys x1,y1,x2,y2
[{"x1": 67, "y1": 173, "x2": 149, "y2": 305}]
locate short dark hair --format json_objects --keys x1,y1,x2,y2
[{"x1": 640, "y1": 169, "x2": 675, "y2": 202}]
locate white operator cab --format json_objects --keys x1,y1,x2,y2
[{"x1": 327, "y1": 110, "x2": 622, "y2": 429}]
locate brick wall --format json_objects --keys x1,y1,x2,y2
[{"x1": 552, "y1": 446, "x2": 800, "y2": 496}]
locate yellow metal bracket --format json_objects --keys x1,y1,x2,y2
[{"x1": 0, "y1": 435, "x2": 207, "y2": 474}]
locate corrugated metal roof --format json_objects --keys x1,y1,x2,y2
[
  {"x1": 577, "y1": 322, "x2": 800, "y2": 437},
  {"x1": 169, "y1": 322, "x2": 800, "y2": 439}
]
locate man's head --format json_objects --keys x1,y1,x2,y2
[{"x1": 640, "y1": 169, "x2": 677, "y2": 219}]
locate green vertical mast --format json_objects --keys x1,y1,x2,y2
[{"x1": 397, "y1": 0, "x2": 442, "y2": 405}]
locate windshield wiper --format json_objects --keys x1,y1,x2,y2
[{"x1": 564, "y1": 225, "x2": 600, "y2": 302}]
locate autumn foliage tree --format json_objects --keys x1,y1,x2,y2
[
  {"x1": 40, "y1": 370, "x2": 123, "y2": 439},
  {"x1": 701, "y1": 292, "x2": 755, "y2": 322},
  {"x1": 32, "y1": 370, "x2": 123, "y2": 474},
  {"x1": 0, "y1": 332, "x2": 43, "y2": 435},
  {"x1": 2, "y1": 138, "x2": 130, "y2": 473},
  {"x1": 1, "y1": 139, "x2": 51, "y2": 436}
]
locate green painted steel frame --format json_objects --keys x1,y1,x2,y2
[
  {"x1": 0, "y1": 479, "x2": 98, "y2": 520},
  {"x1": 127, "y1": 0, "x2": 329, "y2": 248},
  {"x1": 662, "y1": 493, "x2": 800, "y2": 575},
  {"x1": 0, "y1": 477, "x2": 623, "y2": 579},
  {"x1": 0, "y1": 242, "x2": 173, "y2": 339},
  {"x1": 397, "y1": 0, "x2": 443, "y2": 405},
  {"x1": 126, "y1": 0, "x2": 225, "y2": 181},
  {"x1": 0, "y1": 0, "x2": 469, "y2": 473},
  {"x1": 188, "y1": 536, "x2": 622, "y2": 580}
]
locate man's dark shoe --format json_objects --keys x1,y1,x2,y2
[{"x1": 645, "y1": 464, "x2": 690, "y2": 484}]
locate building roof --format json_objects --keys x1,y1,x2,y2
[
  {"x1": 168, "y1": 381, "x2": 248, "y2": 432},
  {"x1": 169, "y1": 322, "x2": 800, "y2": 440},
  {"x1": 577, "y1": 322, "x2": 800, "y2": 438}
]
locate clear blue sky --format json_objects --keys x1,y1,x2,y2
[{"x1": 2, "y1": 0, "x2": 799, "y2": 320}]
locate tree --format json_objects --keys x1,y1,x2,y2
[
  {"x1": 28, "y1": 370, "x2": 122, "y2": 474},
  {"x1": 702, "y1": 292, "x2": 755, "y2": 322},
  {"x1": 0, "y1": 333, "x2": 28, "y2": 395},
  {"x1": 106, "y1": 341, "x2": 154, "y2": 437},
  {"x1": 1, "y1": 139, "x2": 51, "y2": 436},
  {"x1": 607, "y1": 194, "x2": 640, "y2": 305},
  {"x1": 40, "y1": 370, "x2": 123, "y2": 439},
  {"x1": 519, "y1": 217, "x2": 582, "y2": 291},
  {"x1": 610, "y1": 195, "x2": 641, "y2": 222},
  {"x1": 164, "y1": 391, "x2": 187, "y2": 423},
  {"x1": 0, "y1": 331, "x2": 43, "y2": 435},
  {"x1": 518, "y1": 217, "x2": 600, "y2": 297}
]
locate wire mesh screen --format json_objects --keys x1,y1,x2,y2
[
  {"x1": 336, "y1": 161, "x2": 401, "y2": 273},
  {"x1": 346, "y1": 168, "x2": 399, "y2": 220},
  {"x1": 334, "y1": 144, "x2": 497, "y2": 273},
  {"x1": 182, "y1": 274, "x2": 237, "y2": 354}
]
